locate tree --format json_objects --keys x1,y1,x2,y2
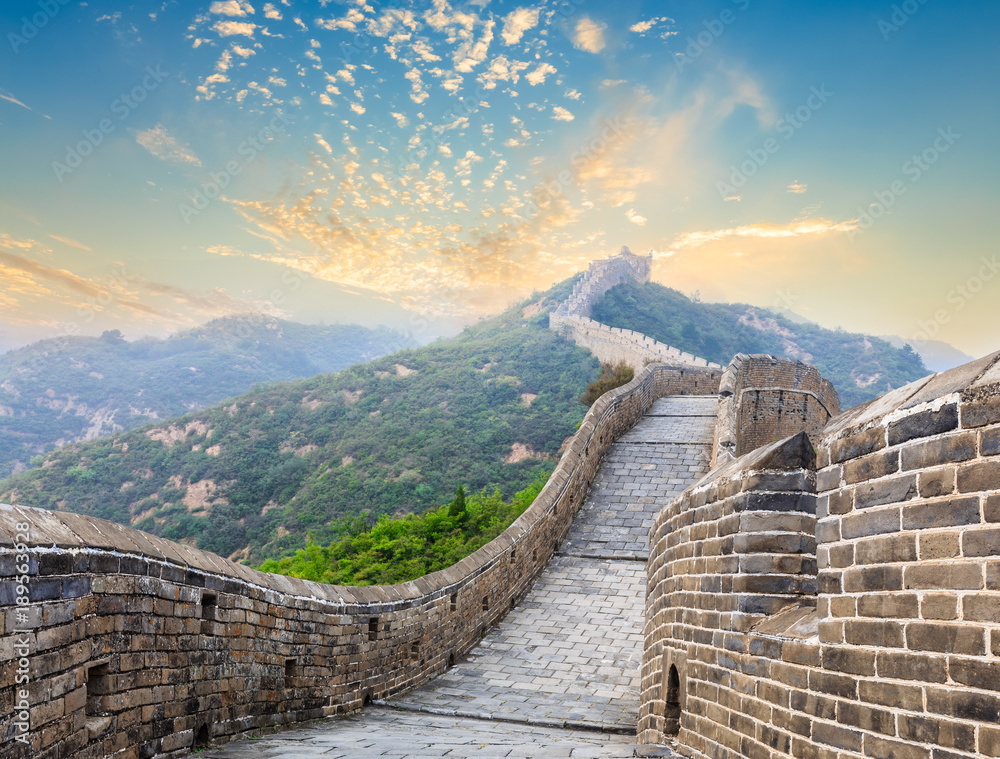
[
  {"x1": 100, "y1": 329, "x2": 125, "y2": 342},
  {"x1": 448, "y1": 485, "x2": 467, "y2": 519}
]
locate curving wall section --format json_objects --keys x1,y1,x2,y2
[
  {"x1": 713, "y1": 354, "x2": 841, "y2": 467},
  {"x1": 0, "y1": 362, "x2": 722, "y2": 759},
  {"x1": 641, "y1": 350, "x2": 1000, "y2": 759}
]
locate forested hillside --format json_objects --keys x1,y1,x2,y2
[
  {"x1": 592, "y1": 282, "x2": 929, "y2": 408},
  {"x1": 0, "y1": 315, "x2": 411, "y2": 477},
  {"x1": 0, "y1": 278, "x2": 596, "y2": 564}
]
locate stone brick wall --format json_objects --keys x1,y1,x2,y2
[
  {"x1": 548, "y1": 248, "x2": 721, "y2": 373},
  {"x1": 0, "y1": 362, "x2": 721, "y2": 759},
  {"x1": 641, "y1": 350, "x2": 1000, "y2": 759},
  {"x1": 549, "y1": 313, "x2": 722, "y2": 372},
  {"x1": 554, "y1": 246, "x2": 652, "y2": 320},
  {"x1": 714, "y1": 354, "x2": 840, "y2": 465}
]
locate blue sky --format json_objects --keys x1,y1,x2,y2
[{"x1": 1, "y1": 0, "x2": 998, "y2": 356}]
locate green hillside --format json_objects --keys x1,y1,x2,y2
[
  {"x1": 0, "y1": 315, "x2": 412, "y2": 478},
  {"x1": 592, "y1": 282, "x2": 928, "y2": 408},
  {"x1": 0, "y1": 278, "x2": 596, "y2": 564}
]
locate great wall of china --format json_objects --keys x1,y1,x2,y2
[{"x1": 0, "y1": 250, "x2": 997, "y2": 759}]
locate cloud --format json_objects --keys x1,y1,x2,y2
[
  {"x1": 48, "y1": 235, "x2": 92, "y2": 251},
  {"x1": 787, "y1": 181, "x2": 808, "y2": 194},
  {"x1": 212, "y1": 20, "x2": 257, "y2": 37},
  {"x1": 629, "y1": 16, "x2": 672, "y2": 35},
  {"x1": 626, "y1": 209, "x2": 647, "y2": 226},
  {"x1": 314, "y1": 134, "x2": 333, "y2": 153},
  {"x1": 670, "y1": 218, "x2": 860, "y2": 251},
  {"x1": 391, "y1": 111, "x2": 409, "y2": 128},
  {"x1": 209, "y1": 1, "x2": 254, "y2": 16},
  {"x1": 262, "y1": 3, "x2": 282, "y2": 20},
  {"x1": 501, "y1": 7, "x2": 540, "y2": 45},
  {"x1": 0, "y1": 90, "x2": 51, "y2": 119},
  {"x1": 572, "y1": 17, "x2": 606, "y2": 53},
  {"x1": 135, "y1": 125, "x2": 203, "y2": 166},
  {"x1": 525, "y1": 62, "x2": 556, "y2": 86},
  {"x1": 0, "y1": 249, "x2": 107, "y2": 300},
  {"x1": 552, "y1": 106, "x2": 574, "y2": 121}
]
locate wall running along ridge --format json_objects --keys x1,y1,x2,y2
[
  {"x1": 641, "y1": 350, "x2": 1000, "y2": 759},
  {"x1": 713, "y1": 354, "x2": 841, "y2": 467},
  {"x1": 549, "y1": 248, "x2": 723, "y2": 372},
  {"x1": 0, "y1": 362, "x2": 722, "y2": 759}
]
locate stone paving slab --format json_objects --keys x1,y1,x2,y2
[
  {"x1": 199, "y1": 708, "x2": 639, "y2": 758},
  {"x1": 388, "y1": 554, "x2": 646, "y2": 730}
]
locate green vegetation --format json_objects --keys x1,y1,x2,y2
[
  {"x1": 257, "y1": 478, "x2": 545, "y2": 585},
  {"x1": 0, "y1": 315, "x2": 413, "y2": 478},
  {"x1": 591, "y1": 282, "x2": 928, "y2": 408},
  {"x1": 579, "y1": 362, "x2": 634, "y2": 405},
  {"x1": 0, "y1": 276, "x2": 596, "y2": 564}
]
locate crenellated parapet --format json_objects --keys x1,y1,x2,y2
[
  {"x1": 641, "y1": 349, "x2": 1000, "y2": 759},
  {"x1": 550, "y1": 247, "x2": 722, "y2": 372}
]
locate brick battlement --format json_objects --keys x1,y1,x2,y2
[{"x1": 640, "y1": 350, "x2": 1000, "y2": 759}]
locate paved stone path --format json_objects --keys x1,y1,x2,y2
[{"x1": 204, "y1": 395, "x2": 716, "y2": 758}]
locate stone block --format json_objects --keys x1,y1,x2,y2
[
  {"x1": 902, "y1": 496, "x2": 980, "y2": 530},
  {"x1": 854, "y1": 475, "x2": 918, "y2": 510},
  {"x1": 906, "y1": 622, "x2": 985, "y2": 655},
  {"x1": 957, "y1": 460, "x2": 1000, "y2": 493}
]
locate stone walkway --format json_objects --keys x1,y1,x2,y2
[{"x1": 203, "y1": 395, "x2": 716, "y2": 758}]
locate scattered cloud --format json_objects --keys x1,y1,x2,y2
[
  {"x1": 212, "y1": 20, "x2": 257, "y2": 37},
  {"x1": 572, "y1": 17, "x2": 606, "y2": 54},
  {"x1": 501, "y1": 7, "x2": 540, "y2": 45},
  {"x1": 670, "y1": 218, "x2": 860, "y2": 251},
  {"x1": 787, "y1": 181, "x2": 808, "y2": 194},
  {"x1": 626, "y1": 209, "x2": 647, "y2": 226},
  {"x1": 135, "y1": 125, "x2": 203, "y2": 166},
  {"x1": 209, "y1": 1, "x2": 254, "y2": 17},
  {"x1": 552, "y1": 106, "x2": 574, "y2": 121},
  {"x1": 48, "y1": 235, "x2": 92, "y2": 251},
  {"x1": 525, "y1": 62, "x2": 557, "y2": 86}
]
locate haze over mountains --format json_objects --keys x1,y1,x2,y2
[
  {"x1": 0, "y1": 315, "x2": 413, "y2": 478},
  {"x1": 0, "y1": 274, "x2": 943, "y2": 565}
]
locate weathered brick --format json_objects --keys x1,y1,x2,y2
[
  {"x1": 843, "y1": 565, "x2": 903, "y2": 593},
  {"x1": 865, "y1": 735, "x2": 931, "y2": 759},
  {"x1": 921, "y1": 593, "x2": 957, "y2": 620},
  {"x1": 844, "y1": 450, "x2": 899, "y2": 484},
  {"x1": 949, "y1": 657, "x2": 1000, "y2": 691},
  {"x1": 808, "y1": 670, "x2": 857, "y2": 699},
  {"x1": 844, "y1": 618, "x2": 904, "y2": 648},
  {"x1": 986, "y1": 495, "x2": 1000, "y2": 522},
  {"x1": 926, "y1": 687, "x2": 1000, "y2": 722},
  {"x1": 963, "y1": 594, "x2": 1000, "y2": 622},
  {"x1": 957, "y1": 460, "x2": 1000, "y2": 493},
  {"x1": 876, "y1": 651, "x2": 947, "y2": 683},
  {"x1": 904, "y1": 562, "x2": 982, "y2": 590},
  {"x1": 962, "y1": 394, "x2": 1000, "y2": 429},
  {"x1": 855, "y1": 475, "x2": 918, "y2": 510},
  {"x1": 821, "y1": 646, "x2": 875, "y2": 676},
  {"x1": 888, "y1": 404, "x2": 959, "y2": 445},
  {"x1": 898, "y1": 714, "x2": 976, "y2": 753},
  {"x1": 902, "y1": 496, "x2": 980, "y2": 530},
  {"x1": 860, "y1": 679, "x2": 923, "y2": 711},
  {"x1": 962, "y1": 527, "x2": 1000, "y2": 556},
  {"x1": 906, "y1": 622, "x2": 985, "y2": 655},
  {"x1": 982, "y1": 427, "x2": 1000, "y2": 457},
  {"x1": 811, "y1": 721, "x2": 861, "y2": 752},
  {"x1": 918, "y1": 467, "x2": 956, "y2": 498},
  {"x1": 855, "y1": 534, "x2": 916, "y2": 564},
  {"x1": 837, "y1": 700, "x2": 895, "y2": 735},
  {"x1": 900, "y1": 431, "x2": 977, "y2": 471},
  {"x1": 918, "y1": 531, "x2": 961, "y2": 560},
  {"x1": 842, "y1": 508, "x2": 901, "y2": 540},
  {"x1": 830, "y1": 427, "x2": 885, "y2": 464},
  {"x1": 981, "y1": 726, "x2": 1000, "y2": 757},
  {"x1": 857, "y1": 593, "x2": 918, "y2": 619}
]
